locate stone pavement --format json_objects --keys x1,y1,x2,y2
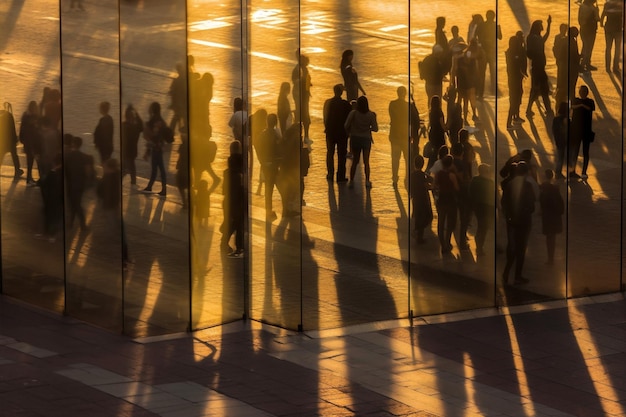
[{"x1": 1, "y1": 292, "x2": 624, "y2": 417}]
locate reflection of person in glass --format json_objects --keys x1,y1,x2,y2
[
  {"x1": 65, "y1": 136, "x2": 93, "y2": 231},
  {"x1": 345, "y1": 96, "x2": 377, "y2": 189},
  {"x1": 340, "y1": 49, "x2": 366, "y2": 103},
  {"x1": 19, "y1": 101, "x2": 41, "y2": 185},
  {"x1": 569, "y1": 85, "x2": 596, "y2": 180},
  {"x1": 94, "y1": 101, "x2": 114, "y2": 164},
  {"x1": 434, "y1": 155, "x2": 458, "y2": 254},
  {"x1": 505, "y1": 32, "x2": 527, "y2": 129},
  {"x1": 469, "y1": 164, "x2": 494, "y2": 257},
  {"x1": 323, "y1": 84, "x2": 351, "y2": 183},
  {"x1": 539, "y1": 169, "x2": 564, "y2": 265},
  {"x1": 501, "y1": 162, "x2": 535, "y2": 285},
  {"x1": 292, "y1": 51, "x2": 312, "y2": 142},
  {"x1": 0, "y1": 102, "x2": 24, "y2": 178},
  {"x1": 600, "y1": 0, "x2": 623, "y2": 74},
  {"x1": 142, "y1": 102, "x2": 168, "y2": 197},
  {"x1": 551, "y1": 102, "x2": 569, "y2": 179},
  {"x1": 578, "y1": 0, "x2": 600, "y2": 72},
  {"x1": 37, "y1": 153, "x2": 63, "y2": 243},
  {"x1": 221, "y1": 141, "x2": 244, "y2": 257},
  {"x1": 388, "y1": 86, "x2": 410, "y2": 189},
  {"x1": 121, "y1": 104, "x2": 143, "y2": 186},
  {"x1": 525, "y1": 17, "x2": 553, "y2": 118},
  {"x1": 257, "y1": 114, "x2": 281, "y2": 222},
  {"x1": 410, "y1": 155, "x2": 433, "y2": 244}
]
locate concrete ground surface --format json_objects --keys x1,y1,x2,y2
[{"x1": 1, "y1": 292, "x2": 625, "y2": 417}]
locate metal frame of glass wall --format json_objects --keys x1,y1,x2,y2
[{"x1": 0, "y1": 0, "x2": 623, "y2": 337}]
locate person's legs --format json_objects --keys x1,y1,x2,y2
[
  {"x1": 613, "y1": 32, "x2": 622, "y2": 71},
  {"x1": 546, "y1": 234, "x2": 556, "y2": 264},
  {"x1": 390, "y1": 143, "x2": 400, "y2": 185},
  {"x1": 325, "y1": 136, "x2": 336, "y2": 180},
  {"x1": 363, "y1": 145, "x2": 371, "y2": 185},
  {"x1": 514, "y1": 227, "x2": 531, "y2": 280},
  {"x1": 157, "y1": 153, "x2": 167, "y2": 193},
  {"x1": 337, "y1": 137, "x2": 348, "y2": 180},
  {"x1": 349, "y1": 143, "x2": 362, "y2": 182},
  {"x1": 581, "y1": 140, "x2": 591, "y2": 176},
  {"x1": 145, "y1": 154, "x2": 158, "y2": 190}
]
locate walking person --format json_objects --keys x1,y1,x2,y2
[
  {"x1": 0, "y1": 102, "x2": 24, "y2": 178},
  {"x1": 426, "y1": 95, "x2": 446, "y2": 171},
  {"x1": 526, "y1": 17, "x2": 554, "y2": 118},
  {"x1": 323, "y1": 84, "x2": 351, "y2": 183},
  {"x1": 551, "y1": 102, "x2": 569, "y2": 179},
  {"x1": 345, "y1": 96, "x2": 377, "y2": 189},
  {"x1": 434, "y1": 155, "x2": 459, "y2": 254},
  {"x1": 578, "y1": 0, "x2": 601, "y2": 72},
  {"x1": 19, "y1": 101, "x2": 41, "y2": 185},
  {"x1": 121, "y1": 104, "x2": 143, "y2": 186},
  {"x1": 65, "y1": 136, "x2": 93, "y2": 231},
  {"x1": 600, "y1": 0, "x2": 623, "y2": 74},
  {"x1": 410, "y1": 155, "x2": 433, "y2": 244},
  {"x1": 277, "y1": 82, "x2": 292, "y2": 136},
  {"x1": 94, "y1": 101, "x2": 114, "y2": 164},
  {"x1": 539, "y1": 169, "x2": 564, "y2": 265},
  {"x1": 221, "y1": 140, "x2": 245, "y2": 257},
  {"x1": 505, "y1": 32, "x2": 528, "y2": 129},
  {"x1": 469, "y1": 164, "x2": 495, "y2": 257},
  {"x1": 569, "y1": 85, "x2": 596, "y2": 180},
  {"x1": 142, "y1": 102, "x2": 169, "y2": 196},
  {"x1": 388, "y1": 86, "x2": 410, "y2": 188},
  {"x1": 340, "y1": 49, "x2": 366, "y2": 104}
]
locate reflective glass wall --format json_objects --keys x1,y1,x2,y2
[{"x1": 0, "y1": 0, "x2": 623, "y2": 336}]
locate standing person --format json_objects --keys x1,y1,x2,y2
[
  {"x1": 434, "y1": 17, "x2": 451, "y2": 74},
  {"x1": 142, "y1": 102, "x2": 168, "y2": 196},
  {"x1": 19, "y1": 101, "x2": 41, "y2": 185},
  {"x1": 410, "y1": 155, "x2": 433, "y2": 244},
  {"x1": 345, "y1": 96, "x2": 378, "y2": 189},
  {"x1": 446, "y1": 86, "x2": 463, "y2": 144},
  {"x1": 168, "y1": 63, "x2": 187, "y2": 133},
  {"x1": 257, "y1": 113, "x2": 281, "y2": 222},
  {"x1": 478, "y1": 10, "x2": 501, "y2": 97},
  {"x1": 340, "y1": 49, "x2": 366, "y2": 104},
  {"x1": 323, "y1": 84, "x2": 352, "y2": 183},
  {"x1": 221, "y1": 140, "x2": 244, "y2": 257},
  {"x1": 175, "y1": 129, "x2": 189, "y2": 210},
  {"x1": 539, "y1": 169, "x2": 564, "y2": 265},
  {"x1": 0, "y1": 102, "x2": 24, "y2": 178},
  {"x1": 451, "y1": 143, "x2": 471, "y2": 249},
  {"x1": 551, "y1": 102, "x2": 569, "y2": 179},
  {"x1": 567, "y1": 27, "x2": 582, "y2": 102},
  {"x1": 569, "y1": 85, "x2": 596, "y2": 179},
  {"x1": 121, "y1": 104, "x2": 143, "y2": 186},
  {"x1": 93, "y1": 101, "x2": 114, "y2": 164},
  {"x1": 434, "y1": 155, "x2": 459, "y2": 254},
  {"x1": 469, "y1": 164, "x2": 495, "y2": 257},
  {"x1": 426, "y1": 95, "x2": 446, "y2": 171},
  {"x1": 505, "y1": 32, "x2": 528, "y2": 129},
  {"x1": 388, "y1": 86, "x2": 410, "y2": 188},
  {"x1": 292, "y1": 52, "x2": 312, "y2": 142},
  {"x1": 65, "y1": 136, "x2": 93, "y2": 231},
  {"x1": 501, "y1": 162, "x2": 535, "y2": 285},
  {"x1": 455, "y1": 43, "x2": 479, "y2": 125},
  {"x1": 419, "y1": 45, "x2": 447, "y2": 105},
  {"x1": 553, "y1": 24, "x2": 570, "y2": 113},
  {"x1": 578, "y1": 0, "x2": 600, "y2": 72},
  {"x1": 228, "y1": 97, "x2": 247, "y2": 142},
  {"x1": 600, "y1": 0, "x2": 623, "y2": 74},
  {"x1": 37, "y1": 153, "x2": 63, "y2": 243},
  {"x1": 525, "y1": 17, "x2": 553, "y2": 118},
  {"x1": 277, "y1": 82, "x2": 292, "y2": 136}
]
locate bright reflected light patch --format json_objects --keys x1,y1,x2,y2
[
  {"x1": 380, "y1": 25, "x2": 407, "y2": 32},
  {"x1": 251, "y1": 9, "x2": 280, "y2": 22},
  {"x1": 188, "y1": 19, "x2": 231, "y2": 32}
]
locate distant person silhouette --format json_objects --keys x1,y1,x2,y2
[
  {"x1": 19, "y1": 101, "x2": 41, "y2": 185},
  {"x1": 539, "y1": 169, "x2": 564, "y2": 265},
  {"x1": 410, "y1": 155, "x2": 433, "y2": 244},
  {"x1": 434, "y1": 155, "x2": 459, "y2": 254},
  {"x1": 323, "y1": 84, "x2": 351, "y2": 183},
  {"x1": 454, "y1": 43, "x2": 479, "y2": 124},
  {"x1": 142, "y1": 102, "x2": 168, "y2": 196},
  {"x1": 292, "y1": 51, "x2": 312, "y2": 142},
  {"x1": 93, "y1": 101, "x2": 114, "y2": 163},
  {"x1": 257, "y1": 113, "x2": 281, "y2": 222},
  {"x1": 477, "y1": 10, "x2": 501, "y2": 97},
  {"x1": 578, "y1": 0, "x2": 600, "y2": 71},
  {"x1": 551, "y1": 102, "x2": 569, "y2": 179},
  {"x1": 228, "y1": 97, "x2": 247, "y2": 142},
  {"x1": 121, "y1": 104, "x2": 143, "y2": 185},
  {"x1": 277, "y1": 82, "x2": 292, "y2": 136},
  {"x1": 420, "y1": 45, "x2": 447, "y2": 106},
  {"x1": 553, "y1": 23, "x2": 569, "y2": 111},
  {"x1": 340, "y1": 49, "x2": 366, "y2": 103},
  {"x1": 168, "y1": 63, "x2": 187, "y2": 134},
  {"x1": 0, "y1": 102, "x2": 24, "y2": 178},
  {"x1": 569, "y1": 85, "x2": 596, "y2": 180},
  {"x1": 427, "y1": 95, "x2": 446, "y2": 171},
  {"x1": 345, "y1": 96, "x2": 378, "y2": 189},
  {"x1": 221, "y1": 140, "x2": 244, "y2": 257},
  {"x1": 600, "y1": 0, "x2": 623, "y2": 74},
  {"x1": 65, "y1": 136, "x2": 93, "y2": 231},
  {"x1": 469, "y1": 164, "x2": 495, "y2": 257},
  {"x1": 388, "y1": 86, "x2": 410, "y2": 188},
  {"x1": 526, "y1": 17, "x2": 553, "y2": 118},
  {"x1": 505, "y1": 32, "x2": 528, "y2": 129},
  {"x1": 37, "y1": 153, "x2": 63, "y2": 243}
]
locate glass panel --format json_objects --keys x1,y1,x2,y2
[
  {"x1": 120, "y1": 1, "x2": 190, "y2": 336},
  {"x1": 248, "y1": 1, "x2": 302, "y2": 330},
  {"x1": 410, "y1": 1, "x2": 497, "y2": 315},
  {"x1": 567, "y1": 0, "x2": 623, "y2": 296},
  {"x1": 61, "y1": 1, "x2": 122, "y2": 331},
  {"x1": 187, "y1": 0, "x2": 246, "y2": 329},
  {"x1": 0, "y1": 1, "x2": 65, "y2": 311}
]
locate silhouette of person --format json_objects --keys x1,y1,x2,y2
[
  {"x1": 505, "y1": 32, "x2": 528, "y2": 129},
  {"x1": 448, "y1": 25, "x2": 465, "y2": 50},
  {"x1": 121, "y1": 104, "x2": 143, "y2": 185},
  {"x1": 567, "y1": 27, "x2": 582, "y2": 101},
  {"x1": 455, "y1": 43, "x2": 480, "y2": 124},
  {"x1": 578, "y1": 0, "x2": 601, "y2": 71},
  {"x1": 142, "y1": 102, "x2": 168, "y2": 196},
  {"x1": 228, "y1": 97, "x2": 247, "y2": 142},
  {"x1": 168, "y1": 63, "x2": 187, "y2": 133},
  {"x1": 0, "y1": 102, "x2": 24, "y2": 178},
  {"x1": 388, "y1": 86, "x2": 410, "y2": 188},
  {"x1": 434, "y1": 155, "x2": 459, "y2": 254},
  {"x1": 345, "y1": 96, "x2": 378, "y2": 188},
  {"x1": 277, "y1": 123, "x2": 303, "y2": 217},
  {"x1": 551, "y1": 102, "x2": 569, "y2": 179},
  {"x1": 451, "y1": 143, "x2": 471, "y2": 249},
  {"x1": 600, "y1": 0, "x2": 623, "y2": 74},
  {"x1": 469, "y1": 164, "x2": 494, "y2": 257},
  {"x1": 37, "y1": 153, "x2": 63, "y2": 243},
  {"x1": 176, "y1": 129, "x2": 189, "y2": 210},
  {"x1": 410, "y1": 155, "x2": 433, "y2": 244},
  {"x1": 570, "y1": 85, "x2": 596, "y2": 179},
  {"x1": 539, "y1": 169, "x2": 564, "y2": 265},
  {"x1": 37, "y1": 116, "x2": 62, "y2": 181},
  {"x1": 65, "y1": 136, "x2": 93, "y2": 231},
  {"x1": 249, "y1": 108, "x2": 268, "y2": 195},
  {"x1": 93, "y1": 101, "x2": 114, "y2": 163},
  {"x1": 277, "y1": 82, "x2": 292, "y2": 136},
  {"x1": 477, "y1": 10, "x2": 501, "y2": 97},
  {"x1": 257, "y1": 113, "x2": 281, "y2": 222},
  {"x1": 340, "y1": 49, "x2": 366, "y2": 103},
  {"x1": 526, "y1": 17, "x2": 553, "y2": 117},
  {"x1": 553, "y1": 23, "x2": 569, "y2": 111},
  {"x1": 195, "y1": 179, "x2": 210, "y2": 226},
  {"x1": 501, "y1": 161, "x2": 535, "y2": 285},
  {"x1": 19, "y1": 101, "x2": 41, "y2": 185},
  {"x1": 42, "y1": 88, "x2": 62, "y2": 130},
  {"x1": 446, "y1": 86, "x2": 463, "y2": 143},
  {"x1": 427, "y1": 95, "x2": 446, "y2": 171},
  {"x1": 221, "y1": 140, "x2": 244, "y2": 257},
  {"x1": 97, "y1": 158, "x2": 129, "y2": 267},
  {"x1": 292, "y1": 51, "x2": 312, "y2": 142},
  {"x1": 323, "y1": 84, "x2": 352, "y2": 183},
  {"x1": 420, "y1": 45, "x2": 447, "y2": 106}
]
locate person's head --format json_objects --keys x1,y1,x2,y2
[
  {"x1": 27, "y1": 100, "x2": 39, "y2": 115},
  {"x1": 341, "y1": 49, "x2": 354, "y2": 66},
  {"x1": 520, "y1": 149, "x2": 533, "y2": 162},
  {"x1": 451, "y1": 142, "x2": 464, "y2": 157},
  {"x1": 233, "y1": 97, "x2": 244, "y2": 112},
  {"x1": 72, "y1": 136, "x2": 83, "y2": 149},
  {"x1": 230, "y1": 140, "x2": 242, "y2": 155},
  {"x1": 124, "y1": 104, "x2": 136, "y2": 121},
  {"x1": 175, "y1": 63, "x2": 185, "y2": 75},
  {"x1": 414, "y1": 154, "x2": 425, "y2": 171},
  {"x1": 430, "y1": 95, "x2": 441, "y2": 110},
  {"x1": 530, "y1": 20, "x2": 543, "y2": 35},
  {"x1": 149, "y1": 101, "x2": 161, "y2": 117},
  {"x1": 396, "y1": 86, "x2": 407, "y2": 99},
  {"x1": 559, "y1": 23, "x2": 568, "y2": 35},
  {"x1": 441, "y1": 154, "x2": 454, "y2": 169},
  {"x1": 436, "y1": 16, "x2": 445, "y2": 29},
  {"x1": 451, "y1": 25, "x2": 459, "y2": 37},
  {"x1": 544, "y1": 169, "x2": 554, "y2": 182},
  {"x1": 486, "y1": 10, "x2": 495, "y2": 22},
  {"x1": 333, "y1": 83, "x2": 344, "y2": 97},
  {"x1": 356, "y1": 96, "x2": 369, "y2": 113},
  {"x1": 266, "y1": 113, "x2": 278, "y2": 128},
  {"x1": 198, "y1": 178, "x2": 209, "y2": 191},
  {"x1": 569, "y1": 26, "x2": 579, "y2": 38},
  {"x1": 478, "y1": 163, "x2": 491, "y2": 177},
  {"x1": 99, "y1": 101, "x2": 110, "y2": 115},
  {"x1": 280, "y1": 82, "x2": 291, "y2": 96},
  {"x1": 579, "y1": 85, "x2": 589, "y2": 98},
  {"x1": 301, "y1": 55, "x2": 310, "y2": 66},
  {"x1": 437, "y1": 145, "x2": 449, "y2": 159},
  {"x1": 458, "y1": 128, "x2": 469, "y2": 143},
  {"x1": 557, "y1": 101, "x2": 568, "y2": 117}
]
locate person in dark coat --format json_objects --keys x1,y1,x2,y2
[
  {"x1": 121, "y1": 104, "x2": 143, "y2": 185},
  {"x1": 434, "y1": 155, "x2": 459, "y2": 254},
  {"x1": 551, "y1": 102, "x2": 569, "y2": 179},
  {"x1": 569, "y1": 85, "x2": 595, "y2": 179},
  {"x1": 525, "y1": 17, "x2": 553, "y2": 118},
  {"x1": 323, "y1": 84, "x2": 351, "y2": 183},
  {"x1": 505, "y1": 32, "x2": 527, "y2": 129},
  {"x1": 19, "y1": 101, "x2": 42, "y2": 185},
  {"x1": 142, "y1": 102, "x2": 168, "y2": 196},
  {"x1": 94, "y1": 101, "x2": 114, "y2": 163},
  {"x1": 65, "y1": 136, "x2": 93, "y2": 231},
  {"x1": 427, "y1": 95, "x2": 446, "y2": 171},
  {"x1": 539, "y1": 170, "x2": 564, "y2": 265},
  {"x1": 410, "y1": 155, "x2": 433, "y2": 244},
  {"x1": 388, "y1": 86, "x2": 410, "y2": 188},
  {"x1": 37, "y1": 153, "x2": 63, "y2": 243},
  {"x1": 0, "y1": 102, "x2": 24, "y2": 178},
  {"x1": 221, "y1": 140, "x2": 244, "y2": 257},
  {"x1": 469, "y1": 164, "x2": 495, "y2": 257}
]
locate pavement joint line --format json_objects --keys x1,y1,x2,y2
[{"x1": 5, "y1": 341, "x2": 58, "y2": 358}]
